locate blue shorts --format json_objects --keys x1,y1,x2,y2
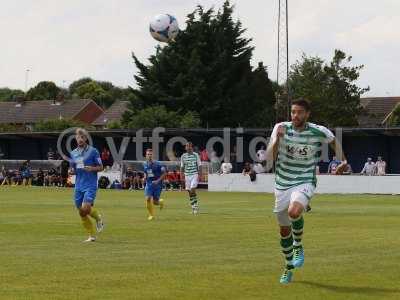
[
  {"x1": 74, "y1": 189, "x2": 97, "y2": 208},
  {"x1": 145, "y1": 184, "x2": 162, "y2": 201}
]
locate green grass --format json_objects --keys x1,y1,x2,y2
[{"x1": 0, "y1": 187, "x2": 399, "y2": 300}]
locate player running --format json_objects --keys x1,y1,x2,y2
[
  {"x1": 266, "y1": 98, "x2": 347, "y2": 284},
  {"x1": 69, "y1": 128, "x2": 104, "y2": 242},
  {"x1": 143, "y1": 149, "x2": 166, "y2": 220},
  {"x1": 180, "y1": 142, "x2": 201, "y2": 214}
]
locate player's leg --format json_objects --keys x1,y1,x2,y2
[
  {"x1": 152, "y1": 185, "x2": 164, "y2": 210},
  {"x1": 144, "y1": 185, "x2": 155, "y2": 220},
  {"x1": 288, "y1": 185, "x2": 313, "y2": 268},
  {"x1": 75, "y1": 191, "x2": 96, "y2": 242},
  {"x1": 85, "y1": 190, "x2": 104, "y2": 233},
  {"x1": 274, "y1": 189, "x2": 294, "y2": 284}
]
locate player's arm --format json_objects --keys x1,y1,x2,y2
[
  {"x1": 196, "y1": 153, "x2": 201, "y2": 173},
  {"x1": 266, "y1": 123, "x2": 285, "y2": 161},
  {"x1": 328, "y1": 136, "x2": 348, "y2": 174},
  {"x1": 152, "y1": 166, "x2": 167, "y2": 185}
]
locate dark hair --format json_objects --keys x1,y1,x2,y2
[{"x1": 291, "y1": 98, "x2": 311, "y2": 111}]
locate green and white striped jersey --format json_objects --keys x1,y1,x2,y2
[
  {"x1": 270, "y1": 122, "x2": 335, "y2": 190},
  {"x1": 180, "y1": 152, "x2": 201, "y2": 176}
]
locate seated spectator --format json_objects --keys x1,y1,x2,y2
[
  {"x1": 361, "y1": 157, "x2": 376, "y2": 176},
  {"x1": 12, "y1": 170, "x2": 22, "y2": 186},
  {"x1": 242, "y1": 162, "x2": 252, "y2": 175},
  {"x1": 376, "y1": 156, "x2": 386, "y2": 176},
  {"x1": 220, "y1": 157, "x2": 233, "y2": 174},
  {"x1": 45, "y1": 167, "x2": 59, "y2": 186},
  {"x1": 0, "y1": 166, "x2": 5, "y2": 183},
  {"x1": 98, "y1": 176, "x2": 110, "y2": 189},
  {"x1": 124, "y1": 166, "x2": 135, "y2": 190},
  {"x1": 327, "y1": 156, "x2": 341, "y2": 174},
  {"x1": 209, "y1": 151, "x2": 220, "y2": 174},
  {"x1": 342, "y1": 164, "x2": 353, "y2": 175},
  {"x1": 34, "y1": 168, "x2": 45, "y2": 186}
]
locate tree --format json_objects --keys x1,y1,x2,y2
[
  {"x1": 129, "y1": 1, "x2": 276, "y2": 127},
  {"x1": 0, "y1": 88, "x2": 24, "y2": 101},
  {"x1": 33, "y1": 119, "x2": 92, "y2": 131},
  {"x1": 26, "y1": 81, "x2": 61, "y2": 101},
  {"x1": 387, "y1": 104, "x2": 400, "y2": 127},
  {"x1": 74, "y1": 81, "x2": 112, "y2": 108},
  {"x1": 289, "y1": 50, "x2": 369, "y2": 127}
]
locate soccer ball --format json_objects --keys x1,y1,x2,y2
[{"x1": 149, "y1": 14, "x2": 179, "y2": 43}]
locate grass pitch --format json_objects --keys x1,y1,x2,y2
[{"x1": 0, "y1": 187, "x2": 399, "y2": 300}]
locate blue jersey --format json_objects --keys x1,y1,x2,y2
[
  {"x1": 70, "y1": 145, "x2": 102, "y2": 191},
  {"x1": 143, "y1": 160, "x2": 165, "y2": 186}
]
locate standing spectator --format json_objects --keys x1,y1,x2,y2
[
  {"x1": 1, "y1": 167, "x2": 12, "y2": 185},
  {"x1": 327, "y1": 156, "x2": 341, "y2": 174},
  {"x1": 220, "y1": 157, "x2": 233, "y2": 174},
  {"x1": 101, "y1": 147, "x2": 112, "y2": 168},
  {"x1": 209, "y1": 150, "x2": 220, "y2": 174},
  {"x1": 60, "y1": 159, "x2": 70, "y2": 187},
  {"x1": 200, "y1": 148, "x2": 209, "y2": 162},
  {"x1": 361, "y1": 157, "x2": 376, "y2": 176},
  {"x1": 47, "y1": 147, "x2": 55, "y2": 160},
  {"x1": 21, "y1": 160, "x2": 33, "y2": 186},
  {"x1": 376, "y1": 156, "x2": 387, "y2": 176}
]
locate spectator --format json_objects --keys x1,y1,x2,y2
[
  {"x1": 168, "y1": 170, "x2": 181, "y2": 190},
  {"x1": 342, "y1": 163, "x2": 353, "y2": 175},
  {"x1": 209, "y1": 150, "x2": 220, "y2": 174},
  {"x1": 242, "y1": 162, "x2": 252, "y2": 175},
  {"x1": 200, "y1": 148, "x2": 209, "y2": 162},
  {"x1": 47, "y1": 147, "x2": 55, "y2": 160},
  {"x1": 0, "y1": 166, "x2": 5, "y2": 183},
  {"x1": 21, "y1": 160, "x2": 33, "y2": 186},
  {"x1": 327, "y1": 156, "x2": 341, "y2": 174},
  {"x1": 45, "y1": 167, "x2": 58, "y2": 186},
  {"x1": 376, "y1": 156, "x2": 387, "y2": 176},
  {"x1": 1, "y1": 168, "x2": 12, "y2": 186},
  {"x1": 360, "y1": 157, "x2": 376, "y2": 176},
  {"x1": 34, "y1": 168, "x2": 45, "y2": 186},
  {"x1": 124, "y1": 166, "x2": 135, "y2": 190},
  {"x1": 60, "y1": 159, "x2": 70, "y2": 187},
  {"x1": 101, "y1": 147, "x2": 112, "y2": 167},
  {"x1": 12, "y1": 170, "x2": 22, "y2": 186},
  {"x1": 220, "y1": 157, "x2": 233, "y2": 174}
]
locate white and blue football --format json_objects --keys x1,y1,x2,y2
[{"x1": 150, "y1": 14, "x2": 179, "y2": 43}]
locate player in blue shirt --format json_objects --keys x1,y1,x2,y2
[
  {"x1": 143, "y1": 148, "x2": 166, "y2": 220},
  {"x1": 69, "y1": 128, "x2": 104, "y2": 242}
]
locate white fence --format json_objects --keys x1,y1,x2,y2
[{"x1": 208, "y1": 174, "x2": 400, "y2": 194}]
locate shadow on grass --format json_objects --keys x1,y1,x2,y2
[{"x1": 296, "y1": 281, "x2": 400, "y2": 295}]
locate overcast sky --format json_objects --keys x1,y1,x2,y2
[{"x1": 1, "y1": 0, "x2": 398, "y2": 96}]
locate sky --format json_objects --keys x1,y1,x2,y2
[{"x1": 0, "y1": 0, "x2": 399, "y2": 96}]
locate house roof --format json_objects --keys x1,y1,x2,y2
[
  {"x1": 358, "y1": 97, "x2": 400, "y2": 127},
  {"x1": 0, "y1": 99, "x2": 100, "y2": 124},
  {"x1": 92, "y1": 101, "x2": 130, "y2": 126}
]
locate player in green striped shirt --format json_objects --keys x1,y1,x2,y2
[
  {"x1": 267, "y1": 98, "x2": 347, "y2": 284},
  {"x1": 180, "y1": 142, "x2": 201, "y2": 214}
]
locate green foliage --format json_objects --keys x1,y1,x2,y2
[
  {"x1": 123, "y1": 105, "x2": 200, "y2": 128},
  {"x1": 26, "y1": 81, "x2": 61, "y2": 101},
  {"x1": 387, "y1": 103, "x2": 400, "y2": 126},
  {"x1": 33, "y1": 119, "x2": 92, "y2": 131},
  {"x1": 129, "y1": 1, "x2": 275, "y2": 127},
  {"x1": 69, "y1": 77, "x2": 136, "y2": 109},
  {"x1": 0, "y1": 123, "x2": 21, "y2": 132},
  {"x1": 289, "y1": 49, "x2": 369, "y2": 127},
  {"x1": 0, "y1": 88, "x2": 24, "y2": 101}
]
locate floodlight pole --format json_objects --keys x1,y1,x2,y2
[{"x1": 277, "y1": 0, "x2": 290, "y2": 121}]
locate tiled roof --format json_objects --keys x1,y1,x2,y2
[
  {"x1": 92, "y1": 101, "x2": 130, "y2": 126},
  {"x1": 0, "y1": 99, "x2": 99, "y2": 124},
  {"x1": 358, "y1": 97, "x2": 400, "y2": 127}
]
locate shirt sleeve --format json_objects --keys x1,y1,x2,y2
[
  {"x1": 196, "y1": 153, "x2": 201, "y2": 168},
  {"x1": 317, "y1": 125, "x2": 335, "y2": 143},
  {"x1": 93, "y1": 149, "x2": 103, "y2": 166},
  {"x1": 180, "y1": 155, "x2": 185, "y2": 168}
]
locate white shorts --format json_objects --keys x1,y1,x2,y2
[
  {"x1": 274, "y1": 183, "x2": 315, "y2": 226},
  {"x1": 185, "y1": 174, "x2": 199, "y2": 190}
]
